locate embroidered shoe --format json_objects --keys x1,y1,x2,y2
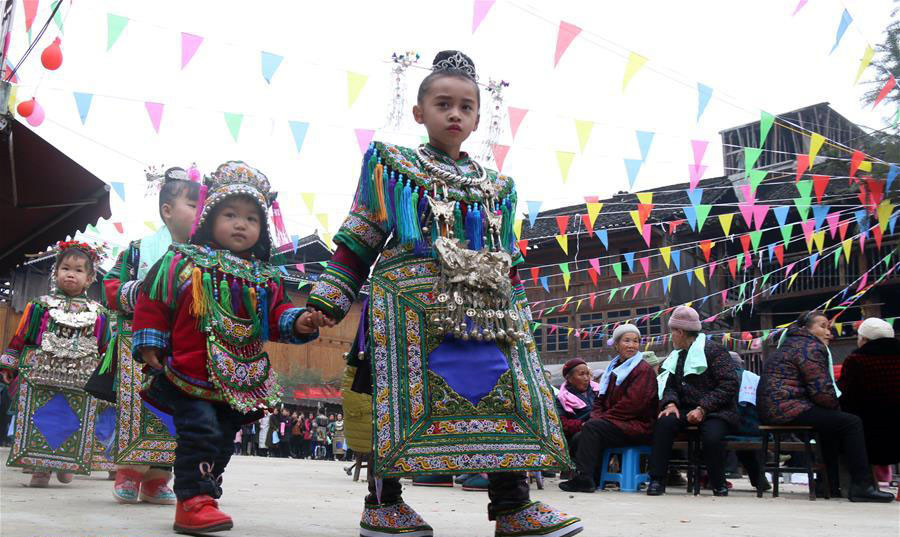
[
  {"x1": 140, "y1": 477, "x2": 177, "y2": 505},
  {"x1": 112, "y1": 468, "x2": 142, "y2": 504},
  {"x1": 359, "y1": 501, "x2": 434, "y2": 537},
  {"x1": 411, "y1": 475, "x2": 453, "y2": 487},
  {"x1": 461, "y1": 474, "x2": 489, "y2": 491},
  {"x1": 29, "y1": 471, "x2": 51, "y2": 488},
  {"x1": 173, "y1": 494, "x2": 233, "y2": 534},
  {"x1": 56, "y1": 471, "x2": 74, "y2": 484},
  {"x1": 494, "y1": 501, "x2": 583, "y2": 537}
]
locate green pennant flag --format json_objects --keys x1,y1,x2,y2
[
  {"x1": 833, "y1": 247, "x2": 842, "y2": 268},
  {"x1": 762, "y1": 329, "x2": 770, "y2": 340},
  {"x1": 651, "y1": 310, "x2": 663, "y2": 320},
  {"x1": 780, "y1": 222, "x2": 794, "y2": 245},
  {"x1": 608, "y1": 288, "x2": 619, "y2": 303},
  {"x1": 739, "y1": 282, "x2": 747, "y2": 298},
  {"x1": 545, "y1": 306, "x2": 556, "y2": 315},
  {"x1": 107, "y1": 14, "x2": 129, "y2": 50},
  {"x1": 761, "y1": 273, "x2": 771, "y2": 287},
  {"x1": 796, "y1": 179, "x2": 813, "y2": 199},
  {"x1": 749, "y1": 169, "x2": 768, "y2": 192},
  {"x1": 224, "y1": 112, "x2": 243, "y2": 142},
  {"x1": 696, "y1": 204, "x2": 712, "y2": 231},
  {"x1": 749, "y1": 230, "x2": 763, "y2": 252},
  {"x1": 759, "y1": 111, "x2": 775, "y2": 147},
  {"x1": 52, "y1": 1, "x2": 64, "y2": 33},
  {"x1": 744, "y1": 147, "x2": 763, "y2": 178},
  {"x1": 736, "y1": 253, "x2": 745, "y2": 269},
  {"x1": 612, "y1": 262, "x2": 622, "y2": 282},
  {"x1": 793, "y1": 198, "x2": 811, "y2": 221}
]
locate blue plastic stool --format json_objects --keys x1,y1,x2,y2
[{"x1": 598, "y1": 445, "x2": 652, "y2": 492}]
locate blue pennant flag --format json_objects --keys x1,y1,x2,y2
[
  {"x1": 636, "y1": 131, "x2": 655, "y2": 162},
  {"x1": 73, "y1": 92, "x2": 93, "y2": 124},
  {"x1": 526, "y1": 200, "x2": 542, "y2": 227},
  {"x1": 662, "y1": 275, "x2": 671, "y2": 294},
  {"x1": 854, "y1": 209, "x2": 868, "y2": 231},
  {"x1": 697, "y1": 83, "x2": 713, "y2": 122},
  {"x1": 767, "y1": 243, "x2": 775, "y2": 263},
  {"x1": 261, "y1": 51, "x2": 284, "y2": 83},
  {"x1": 595, "y1": 229, "x2": 609, "y2": 249},
  {"x1": 624, "y1": 158, "x2": 642, "y2": 188},
  {"x1": 812, "y1": 205, "x2": 830, "y2": 231},
  {"x1": 671, "y1": 250, "x2": 682, "y2": 271},
  {"x1": 623, "y1": 252, "x2": 635, "y2": 272},
  {"x1": 686, "y1": 188, "x2": 704, "y2": 207},
  {"x1": 809, "y1": 253, "x2": 819, "y2": 273},
  {"x1": 685, "y1": 270, "x2": 693, "y2": 286},
  {"x1": 773, "y1": 205, "x2": 790, "y2": 227},
  {"x1": 830, "y1": 9, "x2": 852, "y2": 54},
  {"x1": 110, "y1": 181, "x2": 125, "y2": 201},
  {"x1": 539, "y1": 276, "x2": 550, "y2": 293},
  {"x1": 288, "y1": 121, "x2": 310, "y2": 153},
  {"x1": 683, "y1": 206, "x2": 698, "y2": 231},
  {"x1": 887, "y1": 164, "x2": 897, "y2": 193}
]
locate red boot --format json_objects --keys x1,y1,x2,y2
[{"x1": 173, "y1": 494, "x2": 233, "y2": 534}]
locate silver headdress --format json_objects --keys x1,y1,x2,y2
[{"x1": 432, "y1": 51, "x2": 478, "y2": 82}]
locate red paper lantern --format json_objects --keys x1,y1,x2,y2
[
  {"x1": 40, "y1": 37, "x2": 62, "y2": 70},
  {"x1": 17, "y1": 98, "x2": 35, "y2": 117},
  {"x1": 740, "y1": 331, "x2": 753, "y2": 341}
]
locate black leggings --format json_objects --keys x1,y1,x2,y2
[
  {"x1": 573, "y1": 419, "x2": 645, "y2": 484},
  {"x1": 786, "y1": 406, "x2": 873, "y2": 488},
  {"x1": 649, "y1": 414, "x2": 732, "y2": 489}
]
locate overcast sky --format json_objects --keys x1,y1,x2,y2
[{"x1": 8, "y1": 0, "x2": 897, "y2": 260}]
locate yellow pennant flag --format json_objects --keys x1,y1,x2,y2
[
  {"x1": 718, "y1": 213, "x2": 734, "y2": 236},
  {"x1": 858, "y1": 160, "x2": 872, "y2": 173},
  {"x1": 854, "y1": 45, "x2": 875, "y2": 85},
  {"x1": 555, "y1": 234, "x2": 569, "y2": 255},
  {"x1": 7, "y1": 85, "x2": 17, "y2": 111},
  {"x1": 567, "y1": 328, "x2": 574, "y2": 337},
  {"x1": 622, "y1": 51, "x2": 648, "y2": 93},
  {"x1": 636, "y1": 192, "x2": 653, "y2": 205},
  {"x1": 575, "y1": 299, "x2": 583, "y2": 311},
  {"x1": 813, "y1": 230, "x2": 826, "y2": 254},
  {"x1": 347, "y1": 72, "x2": 369, "y2": 108},
  {"x1": 788, "y1": 273, "x2": 799, "y2": 289},
  {"x1": 322, "y1": 232, "x2": 333, "y2": 247},
  {"x1": 842, "y1": 238, "x2": 852, "y2": 261},
  {"x1": 629, "y1": 210, "x2": 642, "y2": 230},
  {"x1": 877, "y1": 200, "x2": 895, "y2": 232},
  {"x1": 694, "y1": 267, "x2": 706, "y2": 287},
  {"x1": 808, "y1": 133, "x2": 825, "y2": 166},
  {"x1": 805, "y1": 232, "x2": 814, "y2": 254},
  {"x1": 513, "y1": 218, "x2": 523, "y2": 240},
  {"x1": 301, "y1": 192, "x2": 316, "y2": 213},
  {"x1": 315, "y1": 213, "x2": 329, "y2": 231},
  {"x1": 144, "y1": 221, "x2": 157, "y2": 232},
  {"x1": 659, "y1": 246, "x2": 672, "y2": 268},
  {"x1": 586, "y1": 203, "x2": 603, "y2": 228},
  {"x1": 562, "y1": 272, "x2": 571, "y2": 291},
  {"x1": 834, "y1": 322, "x2": 844, "y2": 336},
  {"x1": 574, "y1": 120, "x2": 594, "y2": 153},
  {"x1": 556, "y1": 151, "x2": 575, "y2": 183}
]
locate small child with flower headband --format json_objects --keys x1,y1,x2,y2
[
  {"x1": 1, "y1": 240, "x2": 113, "y2": 488},
  {"x1": 130, "y1": 161, "x2": 330, "y2": 534}
]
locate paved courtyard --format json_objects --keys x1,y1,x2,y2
[{"x1": 1, "y1": 448, "x2": 897, "y2": 537}]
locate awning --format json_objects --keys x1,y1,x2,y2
[
  {"x1": 288, "y1": 384, "x2": 342, "y2": 403},
  {"x1": 0, "y1": 116, "x2": 111, "y2": 274}
]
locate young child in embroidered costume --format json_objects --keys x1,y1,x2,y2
[
  {"x1": 1, "y1": 241, "x2": 112, "y2": 488},
  {"x1": 100, "y1": 166, "x2": 200, "y2": 505},
  {"x1": 131, "y1": 161, "x2": 328, "y2": 534},
  {"x1": 307, "y1": 51, "x2": 583, "y2": 537}
]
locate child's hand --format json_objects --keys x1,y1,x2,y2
[
  {"x1": 141, "y1": 349, "x2": 163, "y2": 370},
  {"x1": 0, "y1": 369, "x2": 15, "y2": 384},
  {"x1": 294, "y1": 310, "x2": 335, "y2": 334}
]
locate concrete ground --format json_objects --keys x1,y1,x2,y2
[{"x1": 1, "y1": 447, "x2": 897, "y2": 537}]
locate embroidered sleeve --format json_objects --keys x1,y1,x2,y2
[
  {"x1": 307, "y1": 244, "x2": 369, "y2": 323},
  {"x1": 1, "y1": 300, "x2": 45, "y2": 372},
  {"x1": 103, "y1": 245, "x2": 139, "y2": 312}
]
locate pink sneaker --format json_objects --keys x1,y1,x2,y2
[
  {"x1": 29, "y1": 471, "x2": 51, "y2": 488},
  {"x1": 112, "y1": 468, "x2": 142, "y2": 504},
  {"x1": 141, "y1": 477, "x2": 177, "y2": 505}
]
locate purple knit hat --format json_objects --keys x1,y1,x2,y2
[{"x1": 668, "y1": 306, "x2": 702, "y2": 332}]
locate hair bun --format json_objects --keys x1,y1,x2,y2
[{"x1": 431, "y1": 50, "x2": 478, "y2": 82}]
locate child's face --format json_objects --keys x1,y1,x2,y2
[
  {"x1": 56, "y1": 254, "x2": 92, "y2": 296},
  {"x1": 413, "y1": 76, "x2": 479, "y2": 152},
  {"x1": 211, "y1": 196, "x2": 262, "y2": 255},
  {"x1": 161, "y1": 189, "x2": 198, "y2": 243}
]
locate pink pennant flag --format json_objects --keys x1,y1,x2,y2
[
  {"x1": 859, "y1": 231, "x2": 867, "y2": 253},
  {"x1": 709, "y1": 261, "x2": 718, "y2": 277},
  {"x1": 589, "y1": 258, "x2": 602, "y2": 278},
  {"x1": 738, "y1": 202, "x2": 755, "y2": 228},
  {"x1": 752, "y1": 205, "x2": 770, "y2": 231},
  {"x1": 584, "y1": 195, "x2": 599, "y2": 203},
  {"x1": 826, "y1": 212, "x2": 841, "y2": 238},
  {"x1": 792, "y1": 0, "x2": 809, "y2": 16},
  {"x1": 691, "y1": 139, "x2": 708, "y2": 167},
  {"x1": 872, "y1": 74, "x2": 897, "y2": 108},
  {"x1": 355, "y1": 128, "x2": 375, "y2": 155},
  {"x1": 553, "y1": 21, "x2": 582, "y2": 67},
  {"x1": 181, "y1": 32, "x2": 203, "y2": 69},
  {"x1": 508, "y1": 107, "x2": 528, "y2": 139},
  {"x1": 801, "y1": 219, "x2": 816, "y2": 244},
  {"x1": 295, "y1": 264, "x2": 305, "y2": 273},
  {"x1": 632, "y1": 285, "x2": 641, "y2": 299},
  {"x1": 472, "y1": 0, "x2": 496, "y2": 33},
  {"x1": 688, "y1": 164, "x2": 707, "y2": 191},
  {"x1": 145, "y1": 102, "x2": 164, "y2": 133},
  {"x1": 113, "y1": 222, "x2": 124, "y2": 234},
  {"x1": 786, "y1": 262, "x2": 797, "y2": 276},
  {"x1": 856, "y1": 272, "x2": 868, "y2": 292},
  {"x1": 640, "y1": 223, "x2": 652, "y2": 247},
  {"x1": 720, "y1": 289, "x2": 728, "y2": 304},
  {"x1": 491, "y1": 144, "x2": 510, "y2": 172},
  {"x1": 738, "y1": 184, "x2": 756, "y2": 204},
  {"x1": 639, "y1": 257, "x2": 650, "y2": 277}
]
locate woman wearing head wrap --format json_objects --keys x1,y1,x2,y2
[
  {"x1": 559, "y1": 324, "x2": 659, "y2": 493},
  {"x1": 838, "y1": 318, "x2": 900, "y2": 484},
  {"x1": 758, "y1": 311, "x2": 893, "y2": 503}
]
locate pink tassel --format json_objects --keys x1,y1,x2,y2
[
  {"x1": 188, "y1": 163, "x2": 201, "y2": 182},
  {"x1": 36, "y1": 312, "x2": 50, "y2": 346},
  {"x1": 270, "y1": 199, "x2": 290, "y2": 250},
  {"x1": 190, "y1": 184, "x2": 208, "y2": 237}
]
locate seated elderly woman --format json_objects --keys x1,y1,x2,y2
[
  {"x1": 837, "y1": 318, "x2": 900, "y2": 489},
  {"x1": 559, "y1": 324, "x2": 658, "y2": 493},
  {"x1": 555, "y1": 358, "x2": 599, "y2": 452},
  {"x1": 646, "y1": 306, "x2": 739, "y2": 497},
  {"x1": 758, "y1": 311, "x2": 893, "y2": 503}
]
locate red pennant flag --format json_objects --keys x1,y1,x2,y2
[
  {"x1": 873, "y1": 225, "x2": 883, "y2": 249},
  {"x1": 838, "y1": 219, "x2": 850, "y2": 241},
  {"x1": 865, "y1": 177, "x2": 884, "y2": 211},
  {"x1": 114, "y1": 222, "x2": 124, "y2": 234},
  {"x1": 872, "y1": 74, "x2": 897, "y2": 108},
  {"x1": 774, "y1": 243, "x2": 784, "y2": 266},
  {"x1": 530, "y1": 267, "x2": 539, "y2": 285},
  {"x1": 849, "y1": 150, "x2": 865, "y2": 177},
  {"x1": 518, "y1": 239, "x2": 529, "y2": 257},
  {"x1": 638, "y1": 203, "x2": 654, "y2": 225},
  {"x1": 668, "y1": 219, "x2": 684, "y2": 234},
  {"x1": 795, "y1": 154, "x2": 810, "y2": 181},
  {"x1": 555, "y1": 215, "x2": 569, "y2": 235},
  {"x1": 588, "y1": 292, "x2": 597, "y2": 309},
  {"x1": 857, "y1": 180, "x2": 868, "y2": 208},
  {"x1": 587, "y1": 263, "x2": 598, "y2": 287},
  {"x1": 553, "y1": 21, "x2": 582, "y2": 67},
  {"x1": 812, "y1": 175, "x2": 830, "y2": 203},
  {"x1": 491, "y1": 144, "x2": 510, "y2": 172},
  {"x1": 740, "y1": 234, "x2": 751, "y2": 257},
  {"x1": 699, "y1": 240, "x2": 713, "y2": 262},
  {"x1": 581, "y1": 214, "x2": 592, "y2": 232},
  {"x1": 728, "y1": 258, "x2": 737, "y2": 278}
]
